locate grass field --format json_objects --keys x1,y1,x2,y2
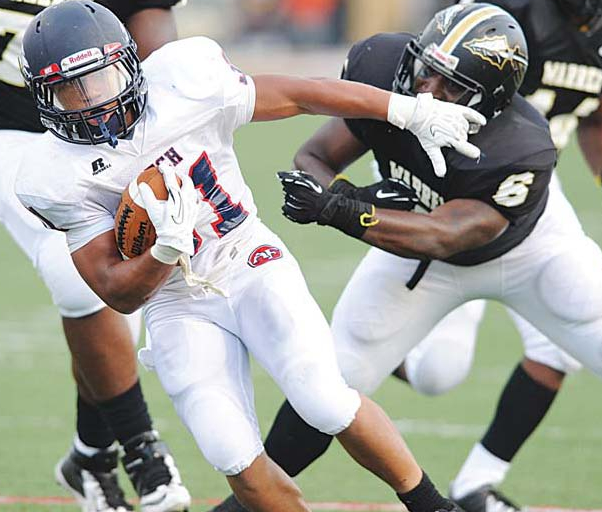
[{"x1": 1, "y1": 116, "x2": 601, "y2": 511}]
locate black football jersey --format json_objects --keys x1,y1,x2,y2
[
  {"x1": 343, "y1": 33, "x2": 556, "y2": 266},
  {"x1": 463, "y1": 0, "x2": 602, "y2": 149},
  {"x1": 0, "y1": 0, "x2": 181, "y2": 132}
]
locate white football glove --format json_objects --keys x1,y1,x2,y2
[
  {"x1": 387, "y1": 92, "x2": 487, "y2": 178},
  {"x1": 138, "y1": 165, "x2": 199, "y2": 265}
]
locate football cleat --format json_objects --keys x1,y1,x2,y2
[
  {"x1": 54, "y1": 446, "x2": 133, "y2": 512},
  {"x1": 122, "y1": 431, "x2": 191, "y2": 512},
  {"x1": 454, "y1": 485, "x2": 522, "y2": 512},
  {"x1": 207, "y1": 494, "x2": 247, "y2": 512}
]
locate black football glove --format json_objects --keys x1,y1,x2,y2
[
  {"x1": 277, "y1": 170, "x2": 378, "y2": 239},
  {"x1": 329, "y1": 175, "x2": 419, "y2": 211}
]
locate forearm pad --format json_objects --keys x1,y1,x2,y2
[{"x1": 317, "y1": 194, "x2": 378, "y2": 239}]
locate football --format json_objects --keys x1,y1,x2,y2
[{"x1": 114, "y1": 165, "x2": 182, "y2": 259}]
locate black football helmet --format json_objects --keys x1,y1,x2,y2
[
  {"x1": 20, "y1": 0, "x2": 147, "y2": 147},
  {"x1": 555, "y1": 0, "x2": 602, "y2": 34},
  {"x1": 394, "y1": 3, "x2": 528, "y2": 119}
]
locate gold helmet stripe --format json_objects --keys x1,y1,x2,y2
[{"x1": 440, "y1": 5, "x2": 508, "y2": 54}]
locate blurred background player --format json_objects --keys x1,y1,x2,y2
[
  {"x1": 0, "y1": 1, "x2": 191, "y2": 511},
  {"x1": 385, "y1": 1, "x2": 602, "y2": 510}
]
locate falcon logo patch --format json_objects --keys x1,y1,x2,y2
[
  {"x1": 247, "y1": 244, "x2": 283, "y2": 268},
  {"x1": 463, "y1": 35, "x2": 527, "y2": 71},
  {"x1": 435, "y1": 5, "x2": 465, "y2": 35}
]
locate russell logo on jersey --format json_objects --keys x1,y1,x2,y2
[{"x1": 91, "y1": 157, "x2": 112, "y2": 175}]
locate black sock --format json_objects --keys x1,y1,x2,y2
[
  {"x1": 397, "y1": 472, "x2": 454, "y2": 512},
  {"x1": 97, "y1": 380, "x2": 153, "y2": 446},
  {"x1": 76, "y1": 393, "x2": 115, "y2": 449},
  {"x1": 264, "y1": 400, "x2": 334, "y2": 476},
  {"x1": 481, "y1": 363, "x2": 558, "y2": 462}
]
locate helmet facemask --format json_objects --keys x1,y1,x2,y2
[
  {"x1": 394, "y1": 40, "x2": 485, "y2": 112},
  {"x1": 23, "y1": 42, "x2": 146, "y2": 147}
]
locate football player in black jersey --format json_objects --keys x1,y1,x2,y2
[
  {"x1": 0, "y1": 1, "x2": 190, "y2": 511},
  {"x1": 378, "y1": 1, "x2": 602, "y2": 510},
  {"x1": 211, "y1": 3, "x2": 602, "y2": 512}
]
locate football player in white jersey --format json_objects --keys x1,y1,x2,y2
[
  {"x1": 0, "y1": 1, "x2": 191, "y2": 511},
  {"x1": 15, "y1": 2, "x2": 487, "y2": 511}
]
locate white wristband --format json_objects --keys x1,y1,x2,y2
[
  {"x1": 387, "y1": 93, "x2": 422, "y2": 130},
  {"x1": 150, "y1": 244, "x2": 182, "y2": 265}
]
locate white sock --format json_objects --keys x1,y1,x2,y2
[
  {"x1": 73, "y1": 435, "x2": 117, "y2": 457},
  {"x1": 450, "y1": 443, "x2": 511, "y2": 499}
]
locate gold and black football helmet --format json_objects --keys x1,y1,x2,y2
[{"x1": 394, "y1": 3, "x2": 528, "y2": 119}]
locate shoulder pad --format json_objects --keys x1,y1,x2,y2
[{"x1": 343, "y1": 33, "x2": 413, "y2": 90}]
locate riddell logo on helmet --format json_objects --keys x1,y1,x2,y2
[
  {"x1": 424, "y1": 43, "x2": 459, "y2": 71},
  {"x1": 61, "y1": 47, "x2": 103, "y2": 71},
  {"x1": 247, "y1": 245, "x2": 283, "y2": 268}
]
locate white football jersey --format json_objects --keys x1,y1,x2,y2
[{"x1": 16, "y1": 37, "x2": 258, "y2": 282}]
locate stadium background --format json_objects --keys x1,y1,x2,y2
[{"x1": 0, "y1": 1, "x2": 601, "y2": 510}]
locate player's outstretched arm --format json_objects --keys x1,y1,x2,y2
[
  {"x1": 278, "y1": 170, "x2": 508, "y2": 260},
  {"x1": 252, "y1": 75, "x2": 486, "y2": 177},
  {"x1": 359, "y1": 200, "x2": 508, "y2": 259}
]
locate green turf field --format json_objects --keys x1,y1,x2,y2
[{"x1": 1, "y1": 116, "x2": 601, "y2": 511}]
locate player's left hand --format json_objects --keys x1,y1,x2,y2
[
  {"x1": 388, "y1": 92, "x2": 486, "y2": 178},
  {"x1": 278, "y1": 170, "x2": 379, "y2": 239},
  {"x1": 277, "y1": 170, "x2": 332, "y2": 224}
]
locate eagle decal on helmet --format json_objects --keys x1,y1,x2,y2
[{"x1": 463, "y1": 35, "x2": 528, "y2": 72}]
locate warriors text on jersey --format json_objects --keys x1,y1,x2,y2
[
  {"x1": 465, "y1": 0, "x2": 602, "y2": 149},
  {"x1": 343, "y1": 33, "x2": 556, "y2": 266},
  {"x1": 0, "y1": 0, "x2": 181, "y2": 132},
  {"x1": 15, "y1": 37, "x2": 257, "y2": 288}
]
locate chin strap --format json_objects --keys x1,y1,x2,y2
[
  {"x1": 98, "y1": 118, "x2": 118, "y2": 148},
  {"x1": 92, "y1": 114, "x2": 120, "y2": 148}
]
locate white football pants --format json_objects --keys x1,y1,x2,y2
[
  {"x1": 142, "y1": 221, "x2": 361, "y2": 476},
  {"x1": 402, "y1": 174, "x2": 582, "y2": 395},
  {"x1": 0, "y1": 130, "x2": 140, "y2": 338},
  {"x1": 332, "y1": 175, "x2": 599, "y2": 396}
]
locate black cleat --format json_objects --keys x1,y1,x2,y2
[
  {"x1": 454, "y1": 485, "x2": 521, "y2": 512},
  {"x1": 207, "y1": 494, "x2": 247, "y2": 512},
  {"x1": 122, "y1": 430, "x2": 191, "y2": 512},
  {"x1": 54, "y1": 445, "x2": 133, "y2": 512}
]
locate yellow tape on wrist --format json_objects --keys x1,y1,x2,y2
[
  {"x1": 595, "y1": 175, "x2": 601, "y2": 188},
  {"x1": 328, "y1": 173, "x2": 352, "y2": 188},
  {"x1": 359, "y1": 204, "x2": 380, "y2": 228}
]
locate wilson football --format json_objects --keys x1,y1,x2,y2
[{"x1": 114, "y1": 165, "x2": 182, "y2": 259}]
